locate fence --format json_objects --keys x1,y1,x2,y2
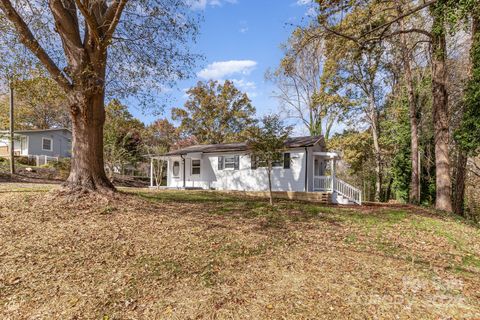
[{"x1": 33, "y1": 155, "x2": 59, "y2": 166}]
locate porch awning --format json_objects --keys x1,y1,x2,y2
[
  {"x1": 312, "y1": 152, "x2": 340, "y2": 159},
  {"x1": 150, "y1": 155, "x2": 170, "y2": 160}
]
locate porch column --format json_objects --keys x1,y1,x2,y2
[
  {"x1": 150, "y1": 158, "x2": 154, "y2": 187},
  {"x1": 331, "y1": 157, "x2": 336, "y2": 191}
]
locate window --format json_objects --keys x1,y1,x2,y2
[
  {"x1": 191, "y1": 159, "x2": 201, "y2": 175},
  {"x1": 218, "y1": 155, "x2": 239, "y2": 170},
  {"x1": 42, "y1": 138, "x2": 53, "y2": 151},
  {"x1": 271, "y1": 153, "x2": 283, "y2": 168},
  {"x1": 251, "y1": 153, "x2": 291, "y2": 169},
  {"x1": 172, "y1": 161, "x2": 180, "y2": 177},
  {"x1": 283, "y1": 153, "x2": 291, "y2": 169}
]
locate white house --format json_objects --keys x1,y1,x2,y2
[
  {"x1": 0, "y1": 128, "x2": 72, "y2": 164},
  {"x1": 150, "y1": 136, "x2": 362, "y2": 204}
]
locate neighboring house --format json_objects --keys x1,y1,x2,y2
[
  {"x1": 150, "y1": 136, "x2": 362, "y2": 204},
  {"x1": 0, "y1": 128, "x2": 72, "y2": 159}
]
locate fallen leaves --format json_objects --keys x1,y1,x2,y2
[{"x1": 0, "y1": 187, "x2": 478, "y2": 319}]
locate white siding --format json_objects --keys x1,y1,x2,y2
[
  {"x1": 0, "y1": 135, "x2": 28, "y2": 155},
  {"x1": 166, "y1": 148, "x2": 314, "y2": 192}
]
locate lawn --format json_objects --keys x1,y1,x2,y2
[{"x1": 0, "y1": 184, "x2": 479, "y2": 319}]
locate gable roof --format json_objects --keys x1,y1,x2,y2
[{"x1": 165, "y1": 135, "x2": 324, "y2": 156}]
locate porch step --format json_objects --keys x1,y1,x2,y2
[{"x1": 316, "y1": 192, "x2": 332, "y2": 204}]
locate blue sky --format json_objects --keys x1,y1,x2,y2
[{"x1": 130, "y1": 0, "x2": 316, "y2": 133}]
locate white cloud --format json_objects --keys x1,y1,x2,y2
[
  {"x1": 197, "y1": 60, "x2": 257, "y2": 80},
  {"x1": 305, "y1": 6, "x2": 317, "y2": 16},
  {"x1": 232, "y1": 78, "x2": 257, "y2": 97},
  {"x1": 232, "y1": 78, "x2": 256, "y2": 91},
  {"x1": 189, "y1": 0, "x2": 237, "y2": 10},
  {"x1": 239, "y1": 20, "x2": 249, "y2": 33},
  {"x1": 295, "y1": 0, "x2": 312, "y2": 5},
  {"x1": 292, "y1": 0, "x2": 317, "y2": 16}
]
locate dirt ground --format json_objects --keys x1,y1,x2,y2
[{"x1": 0, "y1": 184, "x2": 479, "y2": 319}]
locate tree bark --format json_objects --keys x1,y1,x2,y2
[
  {"x1": 65, "y1": 91, "x2": 114, "y2": 193},
  {"x1": 0, "y1": 0, "x2": 128, "y2": 194},
  {"x1": 369, "y1": 101, "x2": 382, "y2": 202},
  {"x1": 396, "y1": 7, "x2": 420, "y2": 204},
  {"x1": 431, "y1": 5, "x2": 453, "y2": 212},
  {"x1": 267, "y1": 165, "x2": 273, "y2": 205},
  {"x1": 453, "y1": 151, "x2": 467, "y2": 215},
  {"x1": 385, "y1": 176, "x2": 393, "y2": 201},
  {"x1": 453, "y1": 12, "x2": 479, "y2": 214}
]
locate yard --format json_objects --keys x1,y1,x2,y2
[{"x1": 1, "y1": 184, "x2": 479, "y2": 319}]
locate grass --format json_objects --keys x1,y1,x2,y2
[{"x1": 0, "y1": 184, "x2": 479, "y2": 319}]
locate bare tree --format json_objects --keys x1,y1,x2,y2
[{"x1": 267, "y1": 28, "x2": 348, "y2": 139}]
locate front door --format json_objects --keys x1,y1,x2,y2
[{"x1": 314, "y1": 157, "x2": 327, "y2": 176}]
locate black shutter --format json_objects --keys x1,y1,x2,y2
[
  {"x1": 283, "y1": 153, "x2": 291, "y2": 169},
  {"x1": 234, "y1": 155, "x2": 240, "y2": 170},
  {"x1": 251, "y1": 155, "x2": 257, "y2": 170},
  {"x1": 218, "y1": 156, "x2": 224, "y2": 170}
]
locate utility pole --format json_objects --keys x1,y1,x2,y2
[{"x1": 9, "y1": 81, "x2": 14, "y2": 174}]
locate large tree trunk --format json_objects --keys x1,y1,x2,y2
[
  {"x1": 453, "y1": 12, "x2": 479, "y2": 214},
  {"x1": 65, "y1": 91, "x2": 114, "y2": 193},
  {"x1": 453, "y1": 151, "x2": 467, "y2": 215},
  {"x1": 397, "y1": 10, "x2": 420, "y2": 204},
  {"x1": 0, "y1": 0, "x2": 128, "y2": 195},
  {"x1": 267, "y1": 165, "x2": 273, "y2": 205},
  {"x1": 369, "y1": 101, "x2": 382, "y2": 202},
  {"x1": 409, "y1": 100, "x2": 420, "y2": 204},
  {"x1": 385, "y1": 176, "x2": 393, "y2": 201},
  {"x1": 431, "y1": 6, "x2": 453, "y2": 212}
]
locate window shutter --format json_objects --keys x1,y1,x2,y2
[
  {"x1": 234, "y1": 155, "x2": 240, "y2": 170},
  {"x1": 251, "y1": 155, "x2": 257, "y2": 170},
  {"x1": 218, "y1": 156, "x2": 224, "y2": 170},
  {"x1": 283, "y1": 153, "x2": 291, "y2": 169}
]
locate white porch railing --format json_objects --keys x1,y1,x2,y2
[
  {"x1": 313, "y1": 176, "x2": 362, "y2": 205},
  {"x1": 313, "y1": 176, "x2": 332, "y2": 191},
  {"x1": 334, "y1": 178, "x2": 362, "y2": 205}
]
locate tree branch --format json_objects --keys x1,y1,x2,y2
[
  {"x1": 74, "y1": 0, "x2": 101, "y2": 45},
  {"x1": 0, "y1": 0, "x2": 73, "y2": 91},
  {"x1": 102, "y1": 0, "x2": 127, "y2": 45},
  {"x1": 320, "y1": 0, "x2": 436, "y2": 45},
  {"x1": 322, "y1": 24, "x2": 360, "y2": 44},
  {"x1": 49, "y1": 0, "x2": 82, "y2": 48},
  {"x1": 49, "y1": 0, "x2": 86, "y2": 71},
  {"x1": 363, "y1": 28, "x2": 432, "y2": 44},
  {"x1": 359, "y1": 0, "x2": 437, "y2": 39}
]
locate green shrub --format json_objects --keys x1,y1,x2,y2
[
  {"x1": 15, "y1": 156, "x2": 35, "y2": 166},
  {"x1": 51, "y1": 158, "x2": 71, "y2": 171},
  {"x1": 44, "y1": 158, "x2": 71, "y2": 179}
]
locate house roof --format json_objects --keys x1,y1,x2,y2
[
  {"x1": 0, "y1": 128, "x2": 71, "y2": 134},
  {"x1": 165, "y1": 135, "x2": 324, "y2": 156},
  {"x1": 16, "y1": 128, "x2": 71, "y2": 134}
]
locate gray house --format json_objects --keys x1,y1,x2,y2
[{"x1": 0, "y1": 128, "x2": 72, "y2": 160}]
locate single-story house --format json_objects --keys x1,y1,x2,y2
[
  {"x1": 150, "y1": 136, "x2": 362, "y2": 204},
  {"x1": 0, "y1": 128, "x2": 72, "y2": 162}
]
